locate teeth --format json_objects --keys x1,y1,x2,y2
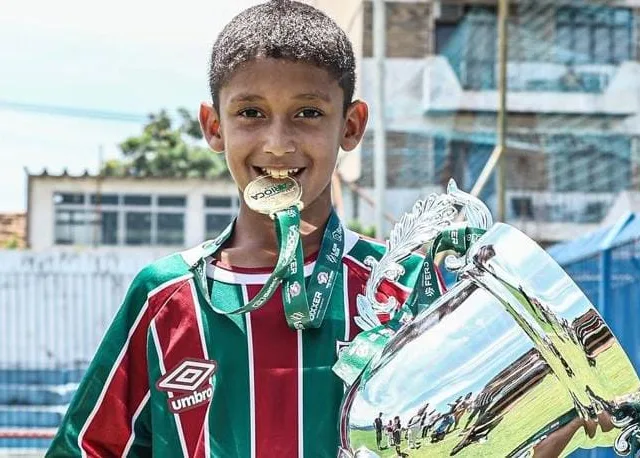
[{"x1": 261, "y1": 167, "x2": 300, "y2": 178}]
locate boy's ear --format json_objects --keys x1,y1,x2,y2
[
  {"x1": 199, "y1": 102, "x2": 224, "y2": 152},
  {"x1": 340, "y1": 100, "x2": 369, "y2": 152}
]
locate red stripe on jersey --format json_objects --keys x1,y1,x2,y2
[
  {"x1": 154, "y1": 281, "x2": 208, "y2": 458},
  {"x1": 81, "y1": 279, "x2": 187, "y2": 457},
  {"x1": 343, "y1": 257, "x2": 411, "y2": 340},
  {"x1": 247, "y1": 284, "x2": 299, "y2": 458}
]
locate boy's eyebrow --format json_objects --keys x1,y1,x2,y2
[
  {"x1": 229, "y1": 93, "x2": 265, "y2": 104},
  {"x1": 293, "y1": 92, "x2": 332, "y2": 102},
  {"x1": 228, "y1": 92, "x2": 332, "y2": 104}
]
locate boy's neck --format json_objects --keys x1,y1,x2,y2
[{"x1": 219, "y1": 189, "x2": 334, "y2": 269}]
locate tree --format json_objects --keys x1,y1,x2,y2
[{"x1": 102, "y1": 109, "x2": 229, "y2": 179}]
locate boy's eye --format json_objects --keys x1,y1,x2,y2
[
  {"x1": 238, "y1": 108, "x2": 264, "y2": 118},
  {"x1": 295, "y1": 108, "x2": 323, "y2": 119}
]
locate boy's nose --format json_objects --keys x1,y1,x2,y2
[{"x1": 264, "y1": 120, "x2": 295, "y2": 156}]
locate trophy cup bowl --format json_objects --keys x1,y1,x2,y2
[{"x1": 339, "y1": 222, "x2": 640, "y2": 457}]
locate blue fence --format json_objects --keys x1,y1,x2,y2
[{"x1": 0, "y1": 250, "x2": 154, "y2": 456}]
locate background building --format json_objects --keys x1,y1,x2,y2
[
  {"x1": 342, "y1": 0, "x2": 640, "y2": 244},
  {"x1": 26, "y1": 170, "x2": 238, "y2": 251}
]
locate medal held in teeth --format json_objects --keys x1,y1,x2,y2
[{"x1": 244, "y1": 173, "x2": 303, "y2": 215}]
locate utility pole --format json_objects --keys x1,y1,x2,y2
[
  {"x1": 496, "y1": 0, "x2": 509, "y2": 222},
  {"x1": 373, "y1": 0, "x2": 386, "y2": 237}
]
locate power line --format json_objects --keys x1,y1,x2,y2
[{"x1": 0, "y1": 100, "x2": 148, "y2": 123}]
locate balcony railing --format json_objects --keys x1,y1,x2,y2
[
  {"x1": 422, "y1": 56, "x2": 640, "y2": 115},
  {"x1": 448, "y1": 60, "x2": 617, "y2": 94}
]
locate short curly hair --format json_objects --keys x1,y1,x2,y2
[{"x1": 208, "y1": 0, "x2": 356, "y2": 114}]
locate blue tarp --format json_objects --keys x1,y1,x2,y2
[{"x1": 548, "y1": 213, "x2": 638, "y2": 264}]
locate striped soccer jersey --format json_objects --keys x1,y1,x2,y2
[{"x1": 47, "y1": 227, "x2": 427, "y2": 458}]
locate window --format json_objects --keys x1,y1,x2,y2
[
  {"x1": 52, "y1": 192, "x2": 187, "y2": 246},
  {"x1": 157, "y1": 213, "x2": 185, "y2": 245},
  {"x1": 125, "y1": 212, "x2": 152, "y2": 245},
  {"x1": 123, "y1": 194, "x2": 152, "y2": 206},
  {"x1": 511, "y1": 197, "x2": 534, "y2": 220},
  {"x1": 54, "y1": 210, "x2": 98, "y2": 245},
  {"x1": 158, "y1": 196, "x2": 186, "y2": 207},
  {"x1": 443, "y1": 141, "x2": 495, "y2": 201},
  {"x1": 436, "y1": 6, "x2": 497, "y2": 90},
  {"x1": 204, "y1": 196, "x2": 238, "y2": 239},
  {"x1": 100, "y1": 211, "x2": 118, "y2": 245},
  {"x1": 54, "y1": 193, "x2": 84, "y2": 205},
  {"x1": 90, "y1": 193, "x2": 119, "y2": 205},
  {"x1": 548, "y1": 135, "x2": 631, "y2": 193},
  {"x1": 205, "y1": 197, "x2": 233, "y2": 208},
  {"x1": 556, "y1": 7, "x2": 633, "y2": 65}
]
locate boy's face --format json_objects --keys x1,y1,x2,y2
[{"x1": 200, "y1": 58, "x2": 368, "y2": 212}]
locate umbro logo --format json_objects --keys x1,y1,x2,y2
[{"x1": 156, "y1": 357, "x2": 217, "y2": 413}]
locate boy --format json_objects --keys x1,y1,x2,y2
[{"x1": 46, "y1": 1, "x2": 424, "y2": 457}]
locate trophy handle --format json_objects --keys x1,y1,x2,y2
[{"x1": 361, "y1": 179, "x2": 493, "y2": 321}]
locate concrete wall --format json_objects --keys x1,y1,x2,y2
[{"x1": 363, "y1": 1, "x2": 433, "y2": 58}]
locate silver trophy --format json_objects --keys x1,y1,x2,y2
[{"x1": 338, "y1": 181, "x2": 640, "y2": 457}]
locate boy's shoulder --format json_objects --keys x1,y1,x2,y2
[{"x1": 128, "y1": 251, "x2": 195, "y2": 297}]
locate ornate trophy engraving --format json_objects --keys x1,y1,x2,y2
[
  {"x1": 338, "y1": 181, "x2": 640, "y2": 457},
  {"x1": 355, "y1": 180, "x2": 492, "y2": 331}
]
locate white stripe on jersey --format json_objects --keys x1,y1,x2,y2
[
  {"x1": 150, "y1": 320, "x2": 189, "y2": 458},
  {"x1": 297, "y1": 330, "x2": 304, "y2": 458},
  {"x1": 191, "y1": 280, "x2": 211, "y2": 458},
  {"x1": 243, "y1": 285, "x2": 257, "y2": 458}
]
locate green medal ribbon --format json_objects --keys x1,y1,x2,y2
[
  {"x1": 406, "y1": 226, "x2": 486, "y2": 314},
  {"x1": 282, "y1": 209, "x2": 344, "y2": 330},
  {"x1": 190, "y1": 206, "x2": 343, "y2": 330},
  {"x1": 333, "y1": 225, "x2": 486, "y2": 385}
]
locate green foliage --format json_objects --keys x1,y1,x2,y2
[
  {"x1": 102, "y1": 109, "x2": 229, "y2": 179},
  {"x1": 347, "y1": 220, "x2": 376, "y2": 238},
  {"x1": 2, "y1": 235, "x2": 21, "y2": 250}
]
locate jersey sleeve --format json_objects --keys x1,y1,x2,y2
[{"x1": 46, "y1": 265, "x2": 159, "y2": 458}]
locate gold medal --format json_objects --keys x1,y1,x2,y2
[{"x1": 244, "y1": 175, "x2": 303, "y2": 215}]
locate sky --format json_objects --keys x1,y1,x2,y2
[{"x1": 0, "y1": 0, "x2": 264, "y2": 212}]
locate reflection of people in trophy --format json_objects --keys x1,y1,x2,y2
[
  {"x1": 407, "y1": 412, "x2": 422, "y2": 448},
  {"x1": 374, "y1": 412, "x2": 384, "y2": 450},
  {"x1": 453, "y1": 392, "x2": 473, "y2": 430},
  {"x1": 386, "y1": 420, "x2": 394, "y2": 448},
  {"x1": 446, "y1": 394, "x2": 471, "y2": 432},
  {"x1": 393, "y1": 416, "x2": 403, "y2": 456},
  {"x1": 421, "y1": 410, "x2": 438, "y2": 439}
]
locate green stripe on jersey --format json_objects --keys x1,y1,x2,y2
[
  {"x1": 302, "y1": 266, "x2": 347, "y2": 457},
  {"x1": 205, "y1": 279, "x2": 252, "y2": 457}
]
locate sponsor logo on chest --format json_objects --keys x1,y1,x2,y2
[{"x1": 156, "y1": 357, "x2": 218, "y2": 414}]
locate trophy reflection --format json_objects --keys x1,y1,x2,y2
[{"x1": 338, "y1": 182, "x2": 640, "y2": 458}]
